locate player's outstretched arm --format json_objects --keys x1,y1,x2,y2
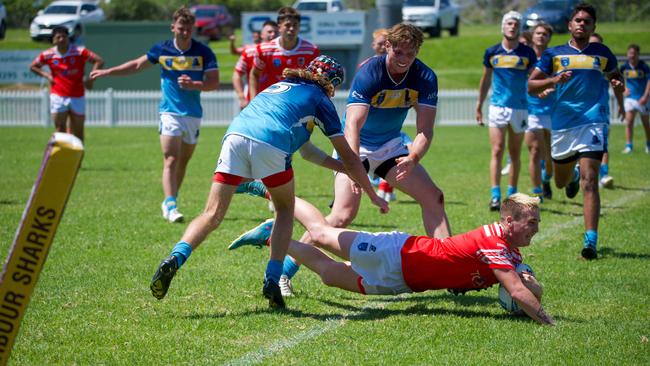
[
  {"x1": 330, "y1": 135, "x2": 389, "y2": 214},
  {"x1": 299, "y1": 141, "x2": 345, "y2": 172},
  {"x1": 494, "y1": 268, "x2": 556, "y2": 325},
  {"x1": 89, "y1": 55, "x2": 152, "y2": 80}
]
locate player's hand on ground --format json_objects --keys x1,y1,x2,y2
[
  {"x1": 394, "y1": 155, "x2": 416, "y2": 181},
  {"x1": 178, "y1": 74, "x2": 194, "y2": 89}
]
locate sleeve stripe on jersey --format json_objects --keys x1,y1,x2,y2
[
  {"x1": 417, "y1": 104, "x2": 437, "y2": 110},
  {"x1": 346, "y1": 102, "x2": 371, "y2": 107}
]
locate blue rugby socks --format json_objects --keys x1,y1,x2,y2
[{"x1": 171, "y1": 241, "x2": 193, "y2": 268}]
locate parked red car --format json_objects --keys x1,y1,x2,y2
[{"x1": 190, "y1": 4, "x2": 233, "y2": 41}]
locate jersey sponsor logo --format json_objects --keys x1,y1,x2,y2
[
  {"x1": 490, "y1": 55, "x2": 529, "y2": 70},
  {"x1": 553, "y1": 55, "x2": 608, "y2": 73},
  {"x1": 591, "y1": 130, "x2": 601, "y2": 145},
  {"x1": 371, "y1": 88, "x2": 419, "y2": 109},
  {"x1": 470, "y1": 270, "x2": 486, "y2": 288},
  {"x1": 351, "y1": 90, "x2": 365, "y2": 100},
  {"x1": 624, "y1": 69, "x2": 643, "y2": 79},
  {"x1": 159, "y1": 56, "x2": 204, "y2": 71},
  {"x1": 273, "y1": 58, "x2": 282, "y2": 68}
]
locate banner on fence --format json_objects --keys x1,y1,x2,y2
[{"x1": 0, "y1": 51, "x2": 42, "y2": 84}]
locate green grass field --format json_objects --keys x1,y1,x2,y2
[
  {"x1": 0, "y1": 125, "x2": 649, "y2": 364},
  {"x1": 3, "y1": 22, "x2": 649, "y2": 89}
]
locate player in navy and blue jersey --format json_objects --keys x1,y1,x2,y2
[
  {"x1": 477, "y1": 11, "x2": 537, "y2": 211},
  {"x1": 620, "y1": 44, "x2": 650, "y2": 154},
  {"x1": 529, "y1": 3, "x2": 625, "y2": 260},
  {"x1": 90, "y1": 7, "x2": 219, "y2": 223},
  {"x1": 328, "y1": 23, "x2": 450, "y2": 239},
  {"x1": 525, "y1": 23, "x2": 555, "y2": 200},
  {"x1": 148, "y1": 56, "x2": 388, "y2": 308}
]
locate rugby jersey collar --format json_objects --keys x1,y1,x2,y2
[
  {"x1": 173, "y1": 38, "x2": 193, "y2": 54},
  {"x1": 567, "y1": 39, "x2": 591, "y2": 53},
  {"x1": 384, "y1": 54, "x2": 410, "y2": 86}
]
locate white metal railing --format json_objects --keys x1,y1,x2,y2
[{"x1": 0, "y1": 89, "x2": 621, "y2": 127}]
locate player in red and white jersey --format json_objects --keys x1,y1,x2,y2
[
  {"x1": 249, "y1": 7, "x2": 320, "y2": 98},
  {"x1": 232, "y1": 193, "x2": 554, "y2": 325},
  {"x1": 30, "y1": 26, "x2": 103, "y2": 142},
  {"x1": 232, "y1": 20, "x2": 278, "y2": 109}
]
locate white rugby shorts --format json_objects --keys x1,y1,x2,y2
[
  {"x1": 159, "y1": 114, "x2": 201, "y2": 145},
  {"x1": 333, "y1": 135, "x2": 409, "y2": 178},
  {"x1": 50, "y1": 94, "x2": 85, "y2": 115},
  {"x1": 551, "y1": 123, "x2": 607, "y2": 161},
  {"x1": 624, "y1": 97, "x2": 649, "y2": 115},
  {"x1": 349, "y1": 231, "x2": 412, "y2": 295},
  {"x1": 215, "y1": 133, "x2": 291, "y2": 179},
  {"x1": 526, "y1": 114, "x2": 551, "y2": 132},
  {"x1": 488, "y1": 105, "x2": 528, "y2": 134}
]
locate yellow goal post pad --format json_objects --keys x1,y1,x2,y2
[{"x1": 0, "y1": 133, "x2": 84, "y2": 365}]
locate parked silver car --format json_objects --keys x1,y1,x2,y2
[
  {"x1": 402, "y1": 0, "x2": 460, "y2": 37},
  {"x1": 30, "y1": 0, "x2": 105, "y2": 41}
]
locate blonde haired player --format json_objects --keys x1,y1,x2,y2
[{"x1": 233, "y1": 193, "x2": 554, "y2": 325}]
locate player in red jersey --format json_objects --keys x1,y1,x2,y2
[
  {"x1": 30, "y1": 26, "x2": 104, "y2": 142},
  {"x1": 231, "y1": 193, "x2": 554, "y2": 325},
  {"x1": 232, "y1": 20, "x2": 278, "y2": 109},
  {"x1": 248, "y1": 7, "x2": 320, "y2": 97}
]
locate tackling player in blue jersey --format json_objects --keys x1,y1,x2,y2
[
  {"x1": 329, "y1": 23, "x2": 451, "y2": 237},
  {"x1": 148, "y1": 55, "x2": 388, "y2": 308},
  {"x1": 476, "y1": 11, "x2": 537, "y2": 211},
  {"x1": 90, "y1": 7, "x2": 219, "y2": 223},
  {"x1": 620, "y1": 44, "x2": 650, "y2": 154},
  {"x1": 529, "y1": 2, "x2": 625, "y2": 260}
]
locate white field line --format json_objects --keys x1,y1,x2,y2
[
  {"x1": 224, "y1": 188, "x2": 649, "y2": 365},
  {"x1": 224, "y1": 299, "x2": 398, "y2": 366}
]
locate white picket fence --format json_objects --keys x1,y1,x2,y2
[{"x1": 0, "y1": 89, "x2": 620, "y2": 127}]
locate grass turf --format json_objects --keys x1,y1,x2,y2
[{"x1": 0, "y1": 125, "x2": 648, "y2": 364}]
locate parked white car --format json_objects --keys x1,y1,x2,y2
[
  {"x1": 0, "y1": 0, "x2": 7, "y2": 40},
  {"x1": 30, "y1": 0, "x2": 105, "y2": 41},
  {"x1": 402, "y1": 0, "x2": 460, "y2": 37},
  {"x1": 293, "y1": 0, "x2": 346, "y2": 12}
]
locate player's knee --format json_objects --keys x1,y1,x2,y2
[
  {"x1": 581, "y1": 172, "x2": 598, "y2": 192},
  {"x1": 319, "y1": 266, "x2": 340, "y2": 288},
  {"x1": 163, "y1": 154, "x2": 178, "y2": 167},
  {"x1": 326, "y1": 213, "x2": 354, "y2": 228}
]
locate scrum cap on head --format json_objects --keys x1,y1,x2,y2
[
  {"x1": 501, "y1": 10, "x2": 522, "y2": 36},
  {"x1": 307, "y1": 55, "x2": 344, "y2": 88}
]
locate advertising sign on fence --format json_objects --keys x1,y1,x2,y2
[
  {"x1": 242, "y1": 11, "x2": 365, "y2": 46},
  {"x1": 0, "y1": 51, "x2": 42, "y2": 84}
]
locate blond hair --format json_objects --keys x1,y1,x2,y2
[
  {"x1": 282, "y1": 68, "x2": 334, "y2": 97},
  {"x1": 373, "y1": 28, "x2": 388, "y2": 39},
  {"x1": 501, "y1": 193, "x2": 540, "y2": 220},
  {"x1": 386, "y1": 23, "x2": 423, "y2": 51}
]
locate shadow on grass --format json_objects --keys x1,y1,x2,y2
[
  {"x1": 599, "y1": 247, "x2": 650, "y2": 259},
  {"x1": 182, "y1": 291, "x2": 573, "y2": 323},
  {"x1": 612, "y1": 185, "x2": 650, "y2": 193},
  {"x1": 0, "y1": 199, "x2": 20, "y2": 205}
]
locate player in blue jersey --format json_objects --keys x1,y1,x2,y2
[
  {"x1": 620, "y1": 44, "x2": 650, "y2": 154},
  {"x1": 90, "y1": 7, "x2": 219, "y2": 223},
  {"x1": 525, "y1": 23, "x2": 555, "y2": 200},
  {"x1": 328, "y1": 23, "x2": 451, "y2": 237},
  {"x1": 148, "y1": 56, "x2": 389, "y2": 308},
  {"x1": 529, "y1": 3, "x2": 625, "y2": 260},
  {"x1": 476, "y1": 11, "x2": 537, "y2": 211}
]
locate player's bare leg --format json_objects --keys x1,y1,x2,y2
[
  {"x1": 641, "y1": 114, "x2": 650, "y2": 152},
  {"x1": 160, "y1": 135, "x2": 184, "y2": 222},
  {"x1": 489, "y1": 126, "x2": 506, "y2": 209},
  {"x1": 325, "y1": 172, "x2": 362, "y2": 228},
  {"x1": 68, "y1": 112, "x2": 85, "y2": 142},
  {"x1": 52, "y1": 111, "x2": 69, "y2": 134},
  {"x1": 385, "y1": 164, "x2": 451, "y2": 238},
  {"x1": 175, "y1": 141, "x2": 196, "y2": 195},
  {"x1": 506, "y1": 126, "x2": 524, "y2": 195},
  {"x1": 525, "y1": 129, "x2": 544, "y2": 196},
  {"x1": 623, "y1": 111, "x2": 636, "y2": 153}
]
